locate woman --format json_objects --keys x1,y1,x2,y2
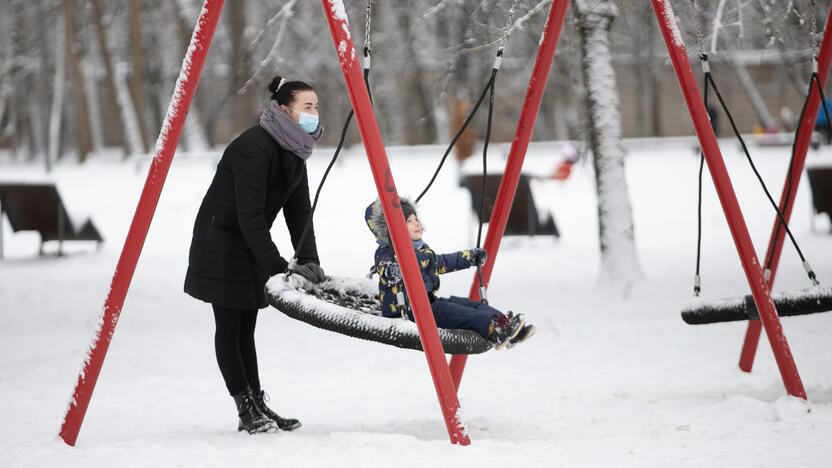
[{"x1": 184, "y1": 76, "x2": 327, "y2": 434}]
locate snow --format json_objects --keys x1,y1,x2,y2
[
  {"x1": 575, "y1": 1, "x2": 642, "y2": 286},
  {"x1": 1, "y1": 140, "x2": 832, "y2": 467},
  {"x1": 660, "y1": 0, "x2": 685, "y2": 49},
  {"x1": 329, "y1": 0, "x2": 349, "y2": 23}
]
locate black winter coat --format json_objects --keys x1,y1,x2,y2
[{"x1": 184, "y1": 125, "x2": 319, "y2": 309}]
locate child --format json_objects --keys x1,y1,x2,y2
[{"x1": 364, "y1": 199, "x2": 535, "y2": 349}]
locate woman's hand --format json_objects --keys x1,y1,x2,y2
[{"x1": 290, "y1": 262, "x2": 326, "y2": 283}]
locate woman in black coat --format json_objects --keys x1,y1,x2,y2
[{"x1": 184, "y1": 76, "x2": 326, "y2": 434}]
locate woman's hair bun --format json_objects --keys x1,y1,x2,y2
[{"x1": 268, "y1": 75, "x2": 284, "y2": 94}]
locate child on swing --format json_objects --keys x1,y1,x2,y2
[{"x1": 365, "y1": 199, "x2": 535, "y2": 349}]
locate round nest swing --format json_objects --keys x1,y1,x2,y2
[{"x1": 266, "y1": 274, "x2": 494, "y2": 355}]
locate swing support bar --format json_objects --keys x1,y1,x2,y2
[
  {"x1": 651, "y1": 0, "x2": 806, "y2": 399},
  {"x1": 320, "y1": 0, "x2": 470, "y2": 445},
  {"x1": 58, "y1": 0, "x2": 225, "y2": 446},
  {"x1": 738, "y1": 3, "x2": 832, "y2": 373},
  {"x1": 450, "y1": 0, "x2": 571, "y2": 389}
]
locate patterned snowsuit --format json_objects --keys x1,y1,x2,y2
[{"x1": 365, "y1": 200, "x2": 502, "y2": 336}]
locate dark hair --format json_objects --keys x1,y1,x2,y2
[{"x1": 268, "y1": 75, "x2": 315, "y2": 106}]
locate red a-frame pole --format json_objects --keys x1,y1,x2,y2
[
  {"x1": 449, "y1": 0, "x2": 571, "y2": 389},
  {"x1": 651, "y1": 0, "x2": 806, "y2": 399},
  {"x1": 738, "y1": 4, "x2": 832, "y2": 373},
  {"x1": 59, "y1": 0, "x2": 225, "y2": 446},
  {"x1": 320, "y1": 0, "x2": 470, "y2": 445}
]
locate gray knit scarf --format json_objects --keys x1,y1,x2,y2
[{"x1": 259, "y1": 100, "x2": 323, "y2": 160}]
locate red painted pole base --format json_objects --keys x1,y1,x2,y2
[
  {"x1": 320, "y1": 0, "x2": 469, "y2": 445},
  {"x1": 453, "y1": 0, "x2": 571, "y2": 389},
  {"x1": 736, "y1": 3, "x2": 832, "y2": 373},
  {"x1": 59, "y1": 0, "x2": 226, "y2": 446},
  {"x1": 651, "y1": 0, "x2": 806, "y2": 400}
]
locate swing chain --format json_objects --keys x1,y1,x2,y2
[
  {"x1": 810, "y1": 0, "x2": 819, "y2": 62},
  {"x1": 494, "y1": 0, "x2": 518, "y2": 70},
  {"x1": 363, "y1": 0, "x2": 373, "y2": 70},
  {"x1": 689, "y1": 0, "x2": 709, "y2": 70}
]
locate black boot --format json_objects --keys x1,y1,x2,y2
[
  {"x1": 252, "y1": 389, "x2": 302, "y2": 431},
  {"x1": 233, "y1": 388, "x2": 278, "y2": 434}
]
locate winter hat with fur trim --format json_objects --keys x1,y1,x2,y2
[{"x1": 364, "y1": 198, "x2": 419, "y2": 245}]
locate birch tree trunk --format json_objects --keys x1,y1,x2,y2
[
  {"x1": 34, "y1": 0, "x2": 51, "y2": 169},
  {"x1": 129, "y1": 0, "x2": 150, "y2": 152},
  {"x1": 49, "y1": 17, "x2": 67, "y2": 168},
  {"x1": 0, "y1": 0, "x2": 10, "y2": 136},
  {"x1": 83, "y1": 47, "x2": 105, "y2": 155},
  {"x1": 91, "y1": 0, "x2": 144, "y2": 158},
  {"x1": 114, "y1": 62, "x2": 146, "y2": 156},
  {"x1": 573, "y1": 0, "x2": 643, "y2": 289},
  {"x1": 170, "y1": 0, "x2": 210, "y2": 151}
]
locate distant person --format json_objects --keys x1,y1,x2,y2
[
  {"x1": 816, "y1": 97, "x2": 832, "y2": 144},
  {"x1": 184, "y1": 75, "x2": 327, "y2": 434},
  {"x1": 551, "y1": 142, "x2": 578, "y2": 181},
  {"x1": 364, "y1": 199, "x2": 535, "y2": 350},
  {"x1": 707, "y1": 105, "x2": 719, "y2": 137}
]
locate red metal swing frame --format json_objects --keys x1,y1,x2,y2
[
  {"x1": 58, "y1": 0, "x2": 571, "y2": 447},
  {"x1": 737, "y1": 4, "x2": 832, "y2": 374},
  {"x1": 58, "y1": 0, "x2": 823, "y2": 448},
  {"x1": 652, "y1": 0, "x2": 832, "y2": 400}
]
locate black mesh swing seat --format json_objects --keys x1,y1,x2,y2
[
  {"x1": 681, "y1": 286, "x2": 832, "y2": 325},
  {"x1": 266, "y1": 274, "x2": 494, "y2": 354}
]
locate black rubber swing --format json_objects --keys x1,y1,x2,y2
[
  {"x1": 266, "y1": 0, "x2": 519, "y2": 354},
  {"x1": 680, "y1": 8, "x2": 832, "y2": 326},
  {"x1": 267, "y1": 275, "x2": 494, "y2": 354},
  {"x1": 681, "y1": 286, "x2": 832, "y2": 325}
]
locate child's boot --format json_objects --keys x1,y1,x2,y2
[
  {"x1": 506, "y1": 324, "x2": 536, "y2": 349},
  {"x1": 487, "y1": 314, "x2": 524, "y2": 350}
]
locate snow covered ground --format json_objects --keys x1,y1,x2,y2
[{"x1": 1, "y1": 139, "x2": 831, "y2": 467}]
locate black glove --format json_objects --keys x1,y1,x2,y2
[
  {"x1": 290, "y1": 262, "x2": 326, "y2": 283},
  {"x1": 470, "y1": 247, "x2": 487, "y2": 267},
  {"x1": 380, "y1": 261, "x2": 403, "y2": 286}
]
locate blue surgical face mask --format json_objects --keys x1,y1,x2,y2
[{"x1": 297, "y1": 112, "x2": 319, "y2": 134}]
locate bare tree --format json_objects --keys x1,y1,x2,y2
[
  {"x1": 89, "y1": 0, "x2": 125, "y2": 156},
  {"x1": 66, "y1": 0, "x2": 94, "y2": 162},
  {"x1": 226, "y1": 0, "x2": 258, "y2": 136},
  {"x1": 48, "y1": 4, "x2": 67, "y2": 168},
  {"x1": 130, "y1": 0, "x2": 150, "y2": 151},
  {"x1": 573, "y1": 0, "x2": 643, "y2": 290}
]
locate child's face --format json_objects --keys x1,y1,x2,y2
[{"x1": 406, "y1": 214, "x2": 423, "y2": 240}]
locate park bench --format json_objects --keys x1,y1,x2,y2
[
  {"x1": 0, "y1": 182, "x2": 103, "y2": 258},
  {"x1": 460, "y1": 173, "x2": 559, "y2": 238}
]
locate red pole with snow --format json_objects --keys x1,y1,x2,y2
[
  {"x1": 59, "y1": 0, "x2": 225, "y2": 446},
  {"x1": 450, "y1": 0, "x2": 571, "y2": 389},
  {"x1": 651, "y1": 0, "x2": 806, "y2": 399},
  {"x1": 738, "y1": 4, "x2": 832, "y2": 372},
  {"x1": 320, "y1": 0, "x2": 470, "y2": 445}
]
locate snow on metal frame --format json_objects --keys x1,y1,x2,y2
[
  {"x1": 60, "y1": 0, "x2": 224, "y2": 446},
  {"x1": 659, "y1": 0, "x2": 684, "y2": 48},
  {"x1": 328, "y1": 0, "x2": 355, "y2": 66},
  {"x1": 153, "y1": 1, "x2": 212, "y2": 160},
  {"x1": 329, "y1": 0, "x2": 349, "y2": 22},
  {"x1": 267, "y1": 275, "x2": 494, "y2": 354}
]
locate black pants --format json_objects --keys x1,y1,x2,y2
[{"x1": 212, "y1": 305, "x2": 260, "y2": 396}]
